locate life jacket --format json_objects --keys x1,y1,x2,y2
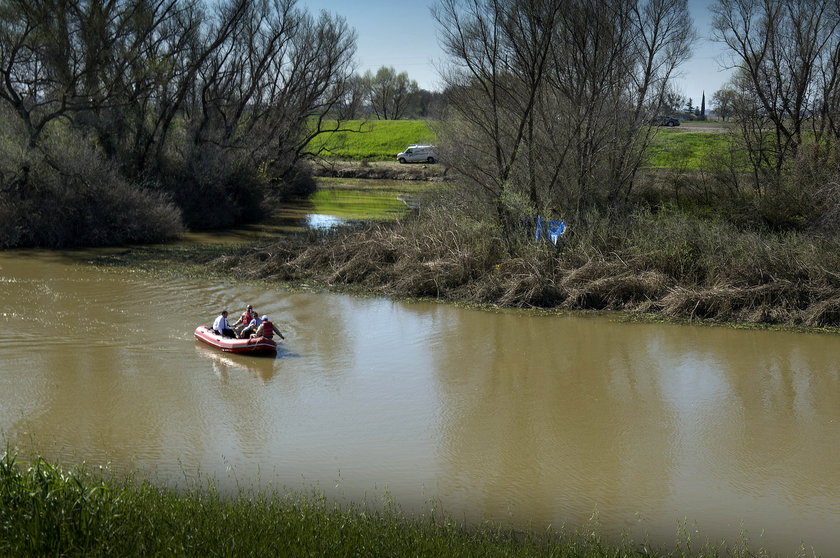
[
  {"x1": 260, "y1": 320, "x2": 273, "y2": 339},
  {"x1": 240, "y1": 310, "x2": 254, "y2": 324}
]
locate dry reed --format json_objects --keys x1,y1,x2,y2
[{"x1": 214, "y1": 208, "x2": 840, "y2": 329}]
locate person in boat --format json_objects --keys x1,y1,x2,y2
[
  {"x1": 233, "y1": 305, "x2": 257, "y2": 336},
  {"x1": 212, "y1": 310, "x2": 235, "y2": 338},
  {"x1": 237, "y1": 314, "x2": 262, "y2": 339},
  {"x1": 234, "y1": 305, "x2": 256, "y2": 332},
  {"x1": 253, "y1": 315, "x2": 284, "y2": 340}
]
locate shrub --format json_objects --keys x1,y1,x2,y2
[
  {"x1": 159, "y1": 143, "x2": 266, "y2": 230},
  {"x1": 0, "y1": 129, "x2": 184, "y2": 248}
]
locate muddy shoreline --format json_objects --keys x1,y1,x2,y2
[{"x1": 306, "y1": 159, "x2": 449, "y2": 181}]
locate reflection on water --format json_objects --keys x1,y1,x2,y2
[
  {"x1": 1, "y1": 252, "x2": 839, "y2": 555},
  {"x1": 178, "y1": 180, "x2": 407, "y2": 244},
  {"x1": 306, "y1": 214, "x2": 345, "y2": 229},
  {"x1": 194, "y1": 343, "x2": 279, "y2": 384}
]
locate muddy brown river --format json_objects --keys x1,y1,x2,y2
[{"x1": 1, "y1": 250, "x2": 839, "y2": 555}]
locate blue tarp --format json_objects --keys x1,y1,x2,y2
[
  {"x1": 533, "y1": 217, "x2": 567, "y2": 245},
  {"x1": 548, "y1": 220, "x2": 566, "y2": 245}
]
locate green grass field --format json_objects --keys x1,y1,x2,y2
[
  {"x1": 307, "y1": 119, "x2": 738, "y2": 171},
  {"x1": 645, "y1": 130, "x2": 734, "y2": 170},
  {"x1": 307, "y1": 120, "x2": 437, "y2": 160}
]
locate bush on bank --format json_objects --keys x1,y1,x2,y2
[
  {"x1": 0, "y1": 127, "x2": 184, "y2": 249},
  {"x1": 0, "y1": 452, "x2": 770, "y2": 557},
  {"x1": 0, "y1": 113, "x2": 312, "y2": 248}
]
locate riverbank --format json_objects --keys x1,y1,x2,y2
[
  {"x1": 307, "y1": 158, "x2": 449, "y2": 181},
  {"x1": 209, "y1": 207, "x2": 840, "y2": 333},
  {"x1": 0, "y1": 452, "x2": 774, "y2": 557},
  {"x1": 87, "y1": 214, "x2": 840, "y2": 336},
  {"x1": 76, "y1": 156, "x2": 840, "y2": 334}
]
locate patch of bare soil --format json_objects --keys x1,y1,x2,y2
[
  {"x1": 307, "y1": 160, "x2": 449, "y2": 181},
  {"x1": 671, "y1": 122, "x2": 734, "y2": 133}
]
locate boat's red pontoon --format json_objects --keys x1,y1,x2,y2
[{"x1": 194, "y1": 325, "x2": 277, "y2": 356}]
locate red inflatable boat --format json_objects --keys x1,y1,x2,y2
[{"x1": 194, "y1": 325, "x2": 277, "y2": 356}]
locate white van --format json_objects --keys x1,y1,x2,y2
[{"x1": 397, "y1": 144, "x2": 438, "y2": 164}]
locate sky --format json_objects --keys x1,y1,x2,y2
[{"x1": 299, "y1": 0, "x2": 734, "y2": 109}]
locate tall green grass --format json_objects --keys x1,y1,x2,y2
[
  {"x1": 646, "y1": 131, "x2": 733, "y2": 170},
  {"x1": 0, "y1": 451, "x2": 776, "y2": 557},
  {"x1": 306, "y1": 120, "x2": 437, "y2": 160},
  {"x1": 307, "y1": 120, "x2": 737, "y2": 171}
]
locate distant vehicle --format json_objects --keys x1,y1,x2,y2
[
  {"x1": 659, "y1": 117, "x2": 680, "y2": 127},
  {"x1": 397, "y1": 144, "x2": 438, "y2": 164}
]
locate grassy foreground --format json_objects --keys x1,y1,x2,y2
[{"x1": 0, "y1": 452, "x2": 775, "y2": 557}]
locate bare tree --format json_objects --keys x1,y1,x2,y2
[
  {"x1": 186, "y1": 0, "x2": 356, "y2": 178},
  {"x1": 412, "y1": 88, "x2": 442, "y2": 118},
  {"x1": 0, "y1": 0, "x2": 356, "y2": 179},
  {"x1": 0, "y1": 0, "x2": 358, "y2": 233},
  {"x1": 433, "y1": 0, "x2": 694, "y2": 231},
  {"x1": 433, "y1": 0, "x2": 559, "y2": 246},
  {"x1": 711, "y1": 86, "x2": 737, "y2": 120},
  {"x1": 365, "y1": 66, "x2": 419, "y2": 120},
  {"x1": 713, "y1": 0, "x2": 840, "y2": 178},
  {"x1": 0, "y1": 0, "x2": 249, "y2": 164},
  {"x1": 0, "y1": 0, "x2": 153, "y2": 147},
  {"x1": 335, "y1": 73, "x2": 368, "y2": 120},
  {"x1": 727, "y1": 69, "x2": 779, "y2": 192}
]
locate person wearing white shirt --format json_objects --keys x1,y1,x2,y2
[{"x1": 212, "y1": 310, "x2": 235, "y2": 338}]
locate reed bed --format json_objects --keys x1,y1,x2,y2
[
  {"x1": 0, "y1": 452, "x2": 780, "y2": 557},
  {"x1": 214, "y1": 206, "x2": 840, "y2": 329}
]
